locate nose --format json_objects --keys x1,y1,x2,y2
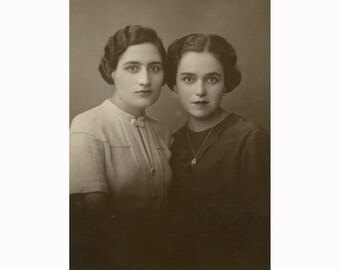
[
  {"x1": 195, "y1": 81, "x2": 206, "y2": 97},
  {"x1": 138, "y1": 68, "x2": 151, "y2": 88}
]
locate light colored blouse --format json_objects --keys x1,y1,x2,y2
[{"x1": 70, "y1": 99, "x2": 173, "y2": 215}]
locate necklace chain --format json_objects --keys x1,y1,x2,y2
[{"x1": 186, "y1": 125, "x2": 215, "y2": 167}]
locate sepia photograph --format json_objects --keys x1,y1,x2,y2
[
  {"x1": 2, "y1": 0, "x2": 340, "y2": 270},
  {"x1": 70, "y1": 0, "x2": 270, "y2": 269}
]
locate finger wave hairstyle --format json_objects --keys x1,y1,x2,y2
[
  {"x1": 166, "y1": 34, "x2": 241, "y2": 93},
  {"x1": 99, "y1": 25, "x2": 166, "y2": 85}
]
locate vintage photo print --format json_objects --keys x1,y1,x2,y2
[
  {"x1": 70, "y1": 0, "x2": 270, "y2": 269},
  {"x1": 3, "y1": 1, "x2": 340, "y2": 269}
]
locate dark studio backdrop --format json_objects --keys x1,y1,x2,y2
[{"x1": 70, "y1": 0, "x2": 270, "y2": 133}]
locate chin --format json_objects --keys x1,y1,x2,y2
[
  {"x1": 136, "y1": 100, "x2": 156, "y2": 110},
  {"x1": 188, "y1": 111, "x2": 213, "y2": 120}
]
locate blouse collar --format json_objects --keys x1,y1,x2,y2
[{"x1": 103, "y1": 99, "x2": 146, "y2": 127}]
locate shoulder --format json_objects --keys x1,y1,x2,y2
[
  {"x1": 146, "y1": 116, "x2": 173, "y2": 145},
  {"x1": 171, "y1": 124, "x2": 188, "y2": 150},
  {"x1": 173, "y1": 121, "x2": 188, "y2": 137},
  {"x1": 172, "y1": 123, "x2": 186, "y2": 139},
  {"x1": 146, "y1": 115, "x2": 168, "y2": 134},
  {"x1": 70, "y1": 103, "x2": 107, "y2": 139},
  {"x1": 220, "y1": 114, "x2": 268, "y2": 142}
]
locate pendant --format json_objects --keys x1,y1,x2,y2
[{"x1": 191, "y1": 158, "x2": 197, "y2": 167}]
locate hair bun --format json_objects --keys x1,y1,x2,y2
[{"x1": 98, "y1": 57, "x2": 114, "y2": 85}]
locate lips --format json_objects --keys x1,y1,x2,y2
[
  {"x1": 135, "y1": 90, "x2": 153, "y2": 94},
  {"x1": 192, "y1": 100, "x2": 209, "y2": 105}
]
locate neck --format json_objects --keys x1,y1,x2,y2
[
  {"x1": 187, "y1": 108, "x2": 227, "y2": 132},
  {"x1": 110, "y1": 94, "x2": 145, "y2": 117}
]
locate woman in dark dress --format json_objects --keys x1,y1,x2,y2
[{"x1": 164, "y1": 34, "x2": 270, "y2": 270}]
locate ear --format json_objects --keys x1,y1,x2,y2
[{"x1": 173, "y1": 85, "x2": 178, "y2": 93}]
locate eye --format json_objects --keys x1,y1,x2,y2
[
  {"x1": 149, "y1": 65, "x2": 162, "y2": 72},
  {"x1": 207, "y1": 77, "x2": 219, "y2": 83},
  {"x1": 126, "y1": 66, "x2": 139, "y2": 72},
  {"x1": 183, "y1": 77, "x2": 195, "y2": 83}
]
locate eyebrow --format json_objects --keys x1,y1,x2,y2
[
  {"x1": 123, "y1": 61, "x2": 163, "y2": 66},
  {"x1": 148, "y1": 61, "x2": 163, "y2": 66},
  {"x1": 179, "y1": 72, "x2": 222, "y2": 76},
  {"x1": 179, "y1": 72, "x2": 196, "y2": 76},
  {"x1": 205, "y1": 72, "x2": 222, "y2": 77},
  {"x1": 123, "y1": 61, "x2": 141, "y2": 65}
]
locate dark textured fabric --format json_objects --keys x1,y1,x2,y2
[
  {"x1": 166, "y1": 114, "x2": 270, "y2": 270},
  {"x1": 70, "y1": 198, "x2": 168, "y2": 270}
]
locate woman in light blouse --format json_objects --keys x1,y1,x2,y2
[{"x1": 70, "y1": 25, "x2": 172, "y2": 269}]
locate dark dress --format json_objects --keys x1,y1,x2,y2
[{"x1": 166, "y1": 113, "x2": 270, "y2": 270}]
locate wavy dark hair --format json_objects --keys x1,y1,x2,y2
[
  {"x1": 99, "y1": 25, "x2": 166, "y2": 85},
  {"x1": 166, "y1": 34, "x2": 241, "y2": 93}
]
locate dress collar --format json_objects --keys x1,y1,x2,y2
[
  {"x1": 102, "y1": 99, "x2": 146, "y2": 127},
  {"x1": 185, "y1": 113, "x2": 238, "y2": 161}
]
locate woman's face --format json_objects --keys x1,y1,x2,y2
[
  {"x1": 111, "y1": 43, "x2": 164, "y2": 116},
  {"x1": 174, "y1": 51, "x2": 225, "y2": 121}
]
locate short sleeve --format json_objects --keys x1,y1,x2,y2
[
  {"x1": 70, "y1": 132, "x2": 109, "y2": 194},
  {"x1": 239, "y1": 128, "x2": 270, "y2": 211},
  {"x1": 241, "y1": 129, "x2": 269, "y2": 178}
]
